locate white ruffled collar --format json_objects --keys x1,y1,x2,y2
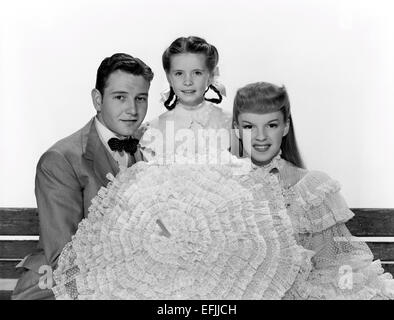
[
  {"x1": 172, "y1": 100, "x2": 212, "y2": 128},
  {"x1": 251, "y1": 151, "x2": 284, "y2": 174}
]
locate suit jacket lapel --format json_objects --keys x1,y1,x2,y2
[
  {"x1": 133, "y1": 147, "x2": 144, "y2": 163},
  {"x1": 82, "y1": 118, "x2": 119, "y2": 186}
]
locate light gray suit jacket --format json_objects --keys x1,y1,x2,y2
[{"x1": 12, "y1": 117, "x2": 142, "y2": 299}]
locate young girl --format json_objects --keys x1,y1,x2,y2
[
  {"x1": 233, "y1": 81, "x2": 394, "y2": 299},
  {"x1": 140, "y1": 36, "x2": 232, "y2": 163}
]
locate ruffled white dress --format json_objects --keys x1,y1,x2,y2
[
  {"x1": 139, "y1": 101, "x2": 233, "y2": 164},
  {"x1": 260, "y1": 156, "x2": 394, "y2": 299}
]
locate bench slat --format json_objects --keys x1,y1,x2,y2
[
  {"x1": 347, "y1": 209, "x2": 394, "y2": 237},
  {"x1": 0, "y1": 261, "x2": 22, "y2": 278},
  {"x1": 0, "y1": 241, "x2": 38, "y2": 259},
  {"x1": 0, "y1": 208, "x2": 39, "y2": 235},
  {"x1": 3, "y1": 242, "x2": 388, "y2": 268},
  {"x1": 1, "y1": 242, "x2": 392, "y2": 275},
  {"x1": 367, "y1": 242, "x2": 394, "y2": 262},
  {"x1": 2, "y1": 258, "x2": 393, "y2": 280},
  {"x1": 1, "y1": 258, "x2": 393, "y2": 281},
  {"x1": 382, "y1": 263, "x2": 394, "y2": 275},
  {"x1": 0, "y1": 290, "x2": 12, "y2": 300},
  {"x1": 0, "y1": 208, "x2": 393, "y2": 236}
]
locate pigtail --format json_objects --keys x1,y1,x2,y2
[
  {"x1": 164, "y1": 87, "x2": 178, "y2": 110},
  {"x1": 204, "y1": 84, "x2": 222, "y2": 104}
]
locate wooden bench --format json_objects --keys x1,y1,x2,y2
[{"x1": 1, "y1": 208, "x2": 393, "y2": 300}]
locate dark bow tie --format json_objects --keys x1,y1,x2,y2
[{"x1": 108, "y1": 137, "x2": 139, "y2": 154}]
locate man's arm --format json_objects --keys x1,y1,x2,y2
[{"x1": 35, "y1": 149, "x2": 83, "y2": 267}]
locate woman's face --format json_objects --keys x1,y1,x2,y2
[{"x1": 237, "y1": 111, "x2": 289, "y2": 166}]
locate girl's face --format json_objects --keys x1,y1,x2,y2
[
  {"x1": 166, "y1": 53, "x2": 213, "y2": 107},
  {"x1": 236, "y1": 111, "x2": 289, "y2": 166}
]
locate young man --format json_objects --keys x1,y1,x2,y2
[{"x1": 12, "y1": 53, "x2": 154, "y2": 299}]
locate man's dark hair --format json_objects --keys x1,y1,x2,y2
[{"x1": 95, "y1": 53, "x2": 154, "y2": 95}]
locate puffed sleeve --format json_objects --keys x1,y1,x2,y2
[
  {"x1": 139, "y1": 119, "x2": 161, "y2": 162},
  {"x1": 290, "y1": 171, "x2": 354, "y2": 233},
  {"x1": 284, "y1": 171, "x2": 394, "y2": 299},
  {"x1": 36, "y1": 150, "x2": 84, "y2": 268}
]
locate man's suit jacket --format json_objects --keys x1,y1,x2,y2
[{"x1": 12, "y1": 117, "x2": 143, "y2": 299}]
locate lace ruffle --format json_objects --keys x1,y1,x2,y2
[
  {"x1": 294, "y1": 171, "x2": 341, "y2": 210},
  {"x1": 52, "y1": 161, "x2": 312, "y2": 300},
  {"x1": 285, "y1": 259, "x2": 394, "y2": 300},
  {"x1": 239, "y1": 167, "x2": 315, "y2": 299},
  {"x1": 290, "y1": 171, "x2": 354, "y2": 233}
]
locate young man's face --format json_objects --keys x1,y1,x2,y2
[{"x1": 93, "y1": 70, "x2": 150, "y2": 137}]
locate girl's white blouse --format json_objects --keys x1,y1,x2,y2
[{"x1": 140, "y1": 101, "x2": 232, "y2": 162}]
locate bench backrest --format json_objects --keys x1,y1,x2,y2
[{"x1": 1, "y1": 207, "x2": 394, "y2": 300}]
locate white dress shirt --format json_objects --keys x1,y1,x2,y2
[{"x1": 94, "y1": 117, "x2": 130, "y2": 168}]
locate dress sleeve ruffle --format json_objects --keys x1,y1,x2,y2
[
  {"x1": 291, "y1": 171, "x2": 355, "y2": 234},
  {"x1": 284, "y1": 223, "x2": 394, "y2": 300},
  {"x1": 139, "y1": 118, "x2": 162, "y2": 161}
]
